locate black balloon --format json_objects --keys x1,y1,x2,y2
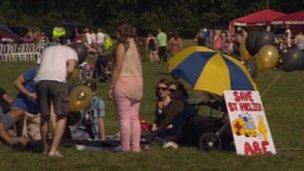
[
  {"x1": 282, "y1": 48, "x2": 304, "y2": 72},
  {"x1": 69, "y1": 43, "x2": 88, "y2": 64},
  {"x1": 254, "y1": 31, "x2": 275, "y2": 54},
  {"x1": 245, "y1": 31, "x2": 260, "y2": 56},
  {"x1": 245, "y1": 60, "x2": 257, "y2": 78}
]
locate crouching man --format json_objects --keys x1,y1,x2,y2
[{"x1": 13, "y1": 59, "x2": 41, "y2": 140}]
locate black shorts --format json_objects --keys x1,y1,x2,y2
[
  {"x1": 36, "y1": 80, "x2": 69, "y2": 116},
  {"x1": 0, "y1": 107, "x2": 14, "y2": 130},
  {"x1": 158, "y1": 46, "x2": 167, "y2": 61}
]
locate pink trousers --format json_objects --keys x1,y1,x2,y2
[{"x1": 114, "y1": 89, "x2": 141, "y2": 152}]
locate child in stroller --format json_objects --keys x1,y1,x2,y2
[{"x1": 94, "y1": 54, "x2": 112, "y2": 82}]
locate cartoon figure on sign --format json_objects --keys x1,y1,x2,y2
[
  {"x1": 232, "y1": 114, "x2": 257, "y2": 137},
  {"x1": 257, "y1": 115, "x2": 268, "y2": 141}
]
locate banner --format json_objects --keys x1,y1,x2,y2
[{"x1": 224, "y1": 90, "x2": 276, "y2": 155}]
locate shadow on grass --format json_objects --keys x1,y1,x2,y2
[{"x1": 156, "y1": 71, "x2": 170, "y2": 75}]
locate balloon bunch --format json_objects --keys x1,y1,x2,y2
[
  {"x1": 241, "y1": 31, "x2": 304, "y2": 76},
  {"x1": 240, "y1": 31, "x2": 279, "y2": 77}
]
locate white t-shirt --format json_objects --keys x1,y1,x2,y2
[
  {"x1": 85, "y1": 32, "x2": 92, "y2": 45},
  {"x1": 90, "y1": 33, "x2": 96, "y2": 44},
  {"x1": 35, "y1": 45, "x2": 78, "y2": 83},
  {"x1": 96, "y1": 32, "x2": 105, "y2": 44},
  {"x1": 285, "y1": 29, "x2": 292, "y2": 47}
]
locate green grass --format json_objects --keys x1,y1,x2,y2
[{"x1": 0, "y1": 61, "x2": 304, "y2": 170}]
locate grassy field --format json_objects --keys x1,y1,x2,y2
[{"x1": 0, "y1": 59, "x2": 304, "y2": 170}]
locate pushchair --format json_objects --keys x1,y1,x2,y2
[
  {"x1": 178, "y1": 92, "x2": 234, "y2": 151},
  {"x1": 94, "y1": 54, "x2": 112, "y2": 82}
]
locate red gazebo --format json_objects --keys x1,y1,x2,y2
[
  {"x1": 229, "y1": 9, "x2": 286, "y2": 35},
  {"x1": 271, "y1": 11, "x2": 304, "y2": 25}
]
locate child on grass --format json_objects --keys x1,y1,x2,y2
[{"x1": 70, "y1": 81, "x2": 106, "y2": 140}]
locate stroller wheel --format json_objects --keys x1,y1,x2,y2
[{"x1": 199, "y1": 133, "x2": 222, "y2": 151}]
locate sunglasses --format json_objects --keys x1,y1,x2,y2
[{"x1": 169, "y1": 88, "x2": 177, "y2": 92}]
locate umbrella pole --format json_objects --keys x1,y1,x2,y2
[{"x1": 261, "y1": 74, "x2": 282, "y2": 97}]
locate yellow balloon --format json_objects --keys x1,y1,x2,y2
[
  {"x1": 69, "y1": 85, "x2": 93, "y2": 112},
  {"x1": 254, "y1": 54, "x2": 268, "y2": 72},
  {"x1": 67, "y1": 68, "x2": 81, "y2": 84},
  {"x1": 256, "y1": 59, "x2": 267, "y2": 72},
  {"x1": 240, "y1": 40, "x2": 252, "y2": 61},
  {"x1": 256, "y1": 45, "x2": 279, "y2": 71}
]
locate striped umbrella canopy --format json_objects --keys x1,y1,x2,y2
[{"x1": 168, "y1": 46, "x2": 257, "y2": 96}]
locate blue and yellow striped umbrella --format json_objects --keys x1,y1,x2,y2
[{"x1": 168, "y1": 46, "x2": 257, "y2": 96}]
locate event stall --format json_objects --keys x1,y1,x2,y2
[
  {"x1": 0, "y1": 24, "x2": 21, "y2": 42},
  {"x1": 271, "y1": 11, "x2": 304, "y2": 34},
  {"x1": 229, "y1": 9, "x2": 286, "y2": 35},
  {"x1": 271, "y1": 11, "x2": 304, "y2": 25}
]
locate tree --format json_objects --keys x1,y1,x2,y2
[{"x1": 0, "y1": 0, "x2": 303, "y2": 38}]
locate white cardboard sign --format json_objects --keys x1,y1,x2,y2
[{"x1": 224, "y1": 90, "x2": 276, "y2": 155}]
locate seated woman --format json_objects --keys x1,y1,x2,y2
[
  {"x1": 153, "y1": 81, "x2": 197, "y2": 140},
  {"x1": 152, "y1": 79, "x2": 171, "y2": 131}
]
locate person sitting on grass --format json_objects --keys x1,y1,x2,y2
[
  {"x1": 152, "y1": 81, "x2": 197, "y2": 141},
  {"x1": 13, "y1": 59, "x2": 41, "y2": 140},
  {"x1": 0, "y1": 87, "x2": 28, "y2": 147},
  {"x1": 70, "y1": 81, "x2": 106, "y2": 140},
  {"x1": 152, "y1": 79, "x2": 172, "y2": 131}
]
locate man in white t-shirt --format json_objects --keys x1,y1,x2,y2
[
  {"x1": 294, "y1": 31, "x2": 304, "y2": 50},
  {"x1": 84, "y1": 28, "x2": 92, "y2": 46},
  {"x1": 96, "y1": 28, "x2": 105, "y2": 54},
  {"x1": 35, "y1": 45, "x2": 78, "y2": 157},
  {"x1": 90, "y1": 30, "x2": 96, "y2": 46},
  {"x1": 285, "y1": 25, "x2": 292, "y2": 48}
]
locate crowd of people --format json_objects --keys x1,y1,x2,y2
[
  {"x1": 0, "y1": 22, "x2": 199, "y2": 157},
  {"x1": 145, "y1": 28, "x2": 183, "y2": 62},
  {"x1": 1, "y1": 21, "x2": 304, "y2": 156},
  {"x1": 2, "y1": 22, "x2": 303, "y2": 60},
  {"x1": 192, "y1": 25, "x2": 304, "y2": 60}
]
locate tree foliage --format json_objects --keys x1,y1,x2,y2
[{"x1": 0, "y1": 0, "x2": 303, "y2": 37}]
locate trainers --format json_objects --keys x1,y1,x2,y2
[
  {"x1": 75, "y1": 145, "x2": 85, "y2": 151},
  {"x1": 141, "y1": 144, "x2": 149, "y2": 151},
  {"x1": 48, "y1": 151, "x2": 63, "y2": 157},
  {"x1": 42, "y1": 150, "x2": 48, "y2": 155},
  {"x1": 163, "y1": 141, "x2": 179, "y2": 149},
  {"x1": 112, "y1": 146, "x2": 124, "y2": 153}
]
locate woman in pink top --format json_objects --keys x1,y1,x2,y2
[
  {"x1": 108, "y1": 22, "x2": 143, "y2": 152},
  {"x1": 213, "y1": 29, "x2": 222, "y2": 51}
]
